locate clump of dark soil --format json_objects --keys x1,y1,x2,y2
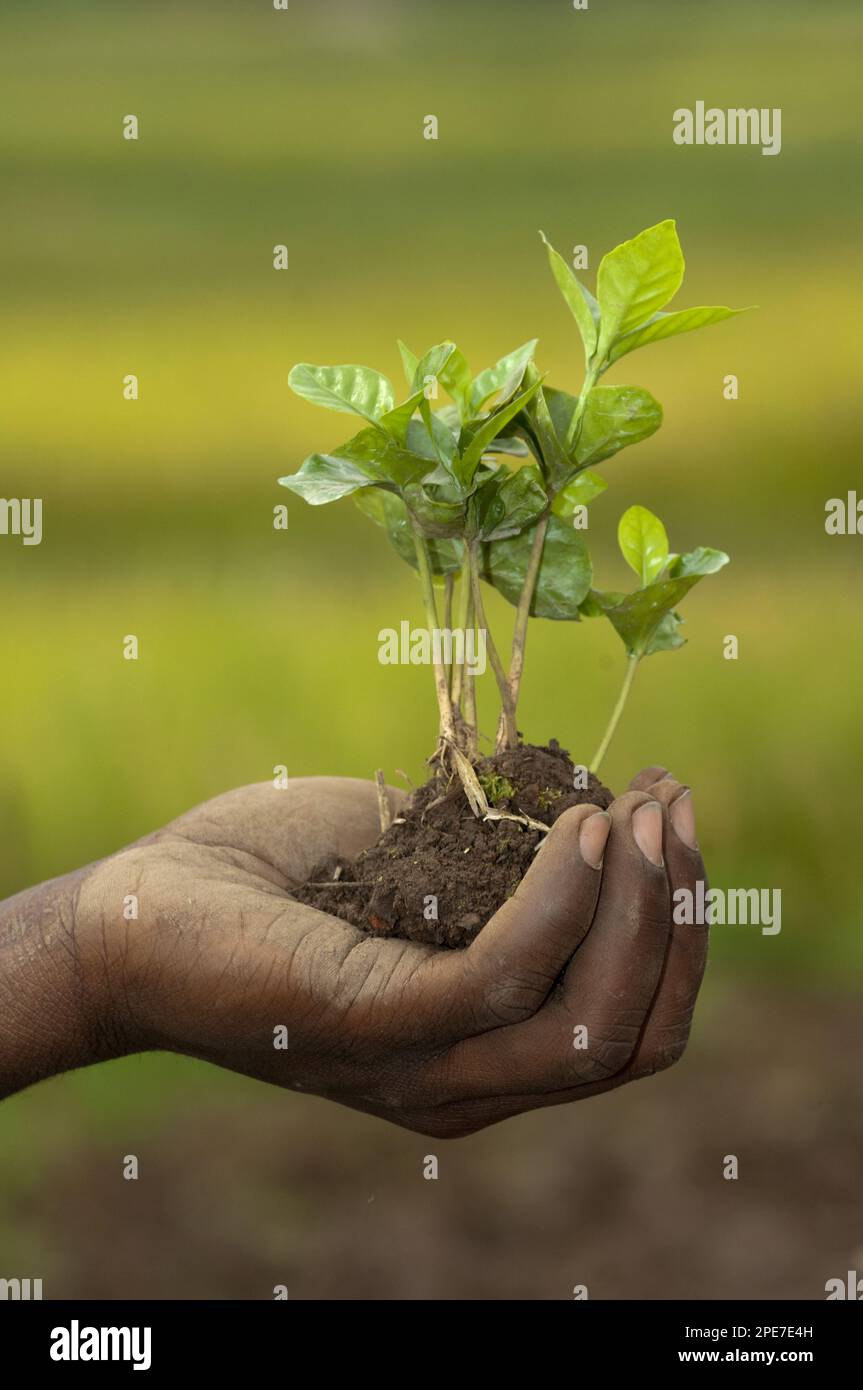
[{"x1": 292, "y1": 740, "x2": 613, "y2": 949}]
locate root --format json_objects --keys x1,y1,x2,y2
[{"x1": 374, "y1": 769, "x2": 393, "y2": 832}]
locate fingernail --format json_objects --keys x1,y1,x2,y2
[
  {"x1": 579, "y1": 811, "x2": 611, "y2": 869},
  {"x1": 670, "y1": 788, "x2": 698, "y2": 850},
  {"x1": 633, "y1": 801, "x2": 664, "y2": 866}
]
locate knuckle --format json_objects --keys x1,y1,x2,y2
[
  {"x1": 483, "y1": 973, "x2": 547, "y2": 1026},
  {"x1": 580, "y1": 1031, "x2": 636, "y2": 1082}
]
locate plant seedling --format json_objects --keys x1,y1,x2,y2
[{"x1": 279, "y1": 220, "x2": 750, "y2": 948}]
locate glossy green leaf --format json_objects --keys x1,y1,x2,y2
[
  {"x1": 402, "y1": 481, "x2": 466, "y2": 538},
  {"x1": 397, "y1": 340, "x2": 418, "y2": 388},
  {"x1": 596, "y1": 220, "x2": 684, "y2": 361},
  {"x1": 469, "y1": 339, "x2": 538, "y2": 416},
  {"x1": 481, "y1": 514, "x2": 592, "y2": 620},
  {"x1": 645, "y1": 610, "x2": 687, "y2": 655},
  {"x1": 355, "y1": 488, "x2": 462, "y2": 575},
  {"x1": 577, "y1": 385, "x2": 663, "y2": 466},
  {"x1": 437, "y1": 347, "x2": 472, "y2": 419},
  {"x1": 412, "y1": 341, "x2": 458, "y2": 396},
  {"x1": 590, "y1": 577, "x2": 698, "y2": 655},
  {"x1": 607, "y1": 305, "x2": 748, "y2": 366},
  {"x1": 481, "y1": 434, "x2": 530, "y2": 458},
  {"x1": 618, "y1": 505, "x2": 669, "y2": 587},
  {"x1": 381, "y1": 387, "x2": 425, "y2": 443},
  {"x1": 459, "y1": 373, "x2": 544, "y2": 486},
  {"x1": 519, "y1": 371, "x2": 571, "y2": 486},
  {"x1": 288, "y1": 363, "x2": 395, "y2": 427},
  {"x1": 551, "y1": 470, "x2": 607, "y2": 517},
  {"x1": 545, "y1": 384, "x2": 663, "y2": 470},
  {"x1": 669, "y1": 546, "x2": 730, "y2": 578},
  {"x1": 328, "y1": 423, "x2": 437, "y2": 488},
  {"x1": 473, "y1": 464, "x2": 547, "y2": 541},
  {"x1": 540, "y1": 231, "x2": 598, "y2": 360},
  {"x1": 422, "y1": 406, "x2": 459, "y2": 478},
  {"x1": 278, "y1": 454, "x2": 387, "y2": 506}
]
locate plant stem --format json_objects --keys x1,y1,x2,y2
[
  {"x1": 564, "y1": 362, "x2": 600, "y2": 453},
  {"x1": 449, "y1": 569, "x2": 471, "y2": 712},
  {"x1": 590, "y1": 654, "x2": 640, "y2": 774},
  {"x1": 443, "y1": 573, "x2": 454, "y2": 693},
  {"x1": 468, "y1": 541, "x2": 518, "y2": 749},
  {"x1": 499, "y1": 510, "x2": 549, "y2": 750},
  {"x1": 499, "y1": 362, "x2": 602, "y2": 748},
  {"x1": 410, "y1": 518, "x2": 456, "y2": 746},
  {"x1": 463, "y1": 587, "x2": 478, "y2": 757}
]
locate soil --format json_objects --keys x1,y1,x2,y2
[{"x1": 292, "y1": 740, "x2": 613, "y2": 948}]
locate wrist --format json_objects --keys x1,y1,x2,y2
[{"x1": 0, "y1": 865, "x2": 127, "y2": 1098}]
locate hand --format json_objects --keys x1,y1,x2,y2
[{"x1": 0, "y1": 769, "x2": 707, "y2": 1136}]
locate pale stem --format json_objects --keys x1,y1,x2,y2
[
  {"x1": 468, "y1": 541, "x2": 518, "y2": 749},
  {"x1": 590, "y1": 653, "x2": 640, "y2": 774},
  {"x1": 410, "y1": 519, "x2": 456, "y2": 744},
  {"x1": 463, "y1": 587, "x2": 478, "y2": 758},
  {"x1": 449, "y1": 569, "x2": 471, "y2": 713},
  {"x1": 499, "y1": 511, "x2": 549, "y2": 749},
  {"x1": 443, "y1": 573, "x2": 454, "y2": 692}
]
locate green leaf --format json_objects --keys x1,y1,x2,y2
[
  {"x1": 437, "y1": 347, "x2": 472, "y2": 420},
  {"x1": 480, "y1": 434, "x2": 530, "y2": 458},
  {"x1": 355, "y1": 488, "x2": 462, "y2": 575},
  {"x1": 551, "y1": 470, "x2": 607, "y2": 518},
  {"x1": 481, "y1": 514, "x2": 592, "y2": 620},
  {"x1": 607, "y1": 305, "x2": 749, "y2": 366},
  {"x1": 397, "y1": 340, "x2": 419, "y2": 388},
  {"x1": 412, "y1": 341, "x2": 458, "y2": 396},
  {"x1": 458, "y1": 373, "x2": 544, "y2": 487},
  {"x1": 330, "y1": 424, "x2": 437, "y2": 488},
  {"x1": 288, "y1": 363, "x2": 395, "y2": 427},
  {"x1": 590, "y1": 577, "x2": 698, "y2": 655},
  {"x1": 422, "y1": 406, "x2": 460, "y2": 478},
  {"x1": 469, "y1": 339, "x2": 538, "y2": 416},
  {"x1": 545, "y1": 384, "x2": 663, "y2": 470},
  {"x1": 645, "y1": 610, "x2": 687, "y2": 655},
  {"x1": 596, "y1": 220, "x2": 684, "y2": 361},
  {"x1": 380, "y1": 386, "x2": 425, "y2": 443},
  {"x1": 668, "y1": 546, "x2": 730, "y2": 578},
  {"x1": 618, "y1": 505, "x2": 669, "y2": 587},
  {"x1": 577, "y1": 385, "x2": 663, "y2": 466},
  {"x1": 402, "y1": 481, "x2": 466, "y2": 538},
  {"x1": 520, "y1": 372, "x2": 571, "y2": 486},
  {"x1": 591, "y1": 537, "x2": 728, "y2": 655},
  {"x1": 404, "y1": 418, "x2": 440, "y2": 461},
  {"x1": 540, "y1": 231, "x2": 598, "y2": 361},
  {"x1": 278, "y1": 454, "x2": 387, "y2": 506},
  {"x1": 474, "y1": 464, "x2": 548, "y2": 541}
]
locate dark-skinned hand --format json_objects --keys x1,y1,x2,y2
[{"x1": 0, "y1": 769, "x2": 706, "y2": 1136}]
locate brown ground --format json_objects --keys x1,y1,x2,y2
[
  {"x1": 9, "y1": 982, "x2": 862, "y2": 1301},
  {"x1": 293, "y1": 741, "x2": 613, "y2": 948}
]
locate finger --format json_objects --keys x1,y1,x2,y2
[
  {"x1": 629, "y1": 765, "x2": 670, "y2": 792},
  {"x1": 461, "y1": 803, "x2": 611, "y2": 1026},
  {"x1": 626, "y1": 784, "x2": 709, "y2": 1077},
  {"x1": 417, "y1": 793, "x2": 708, "y2": 1134},
  {"x1": 428, "y1": 791, "x2": 672, "y2": 1101}
]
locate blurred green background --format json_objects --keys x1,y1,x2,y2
[{"x1": 1, "y1": 0, "x2": 860, "y2": 1299}]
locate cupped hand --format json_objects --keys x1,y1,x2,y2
[{"x1": 73, "y1": 768, "x2": 707, "y2": 1136}]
